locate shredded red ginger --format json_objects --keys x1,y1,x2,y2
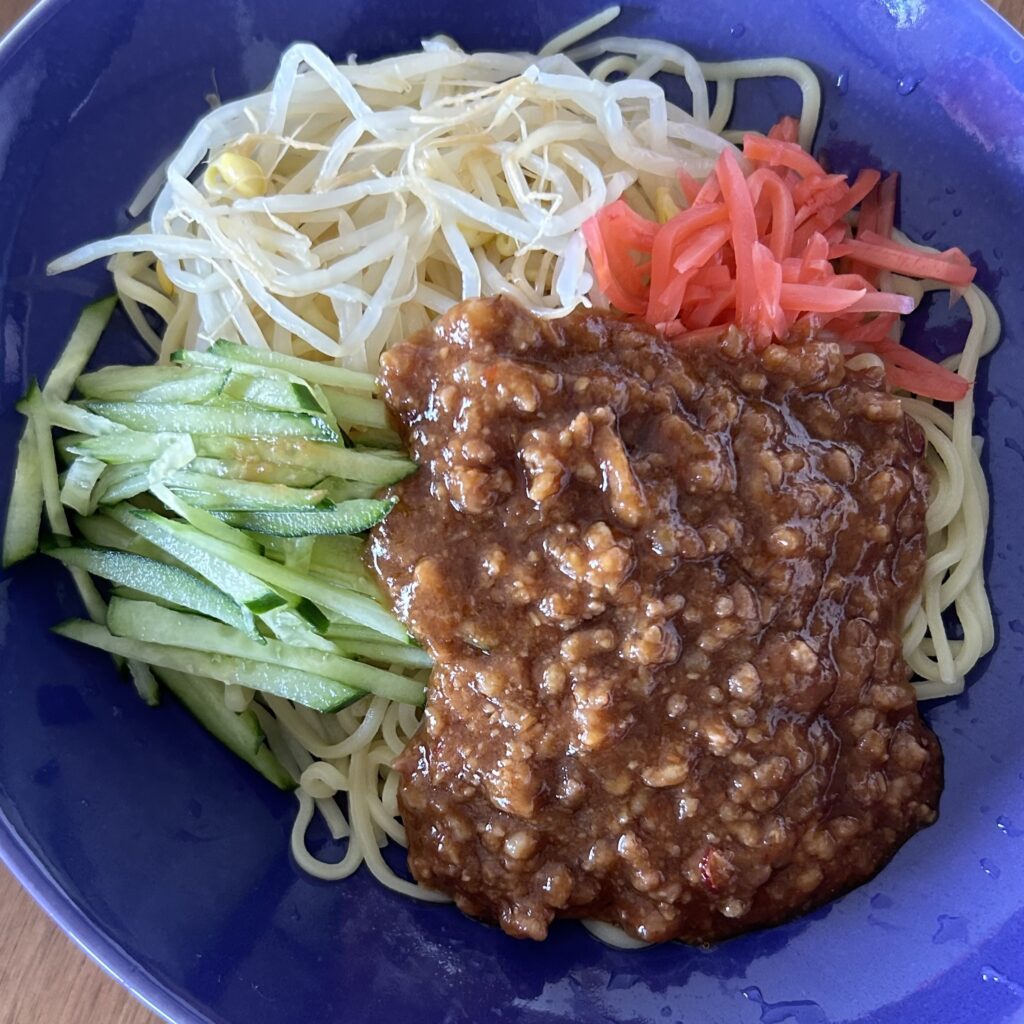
[{"x1": 581, "y1": 116, "x2": 975, "y2": 402}]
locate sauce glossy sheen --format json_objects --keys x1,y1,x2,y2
[{"x1": 371, "y1": 297, "x2": 940, "y2": 943}]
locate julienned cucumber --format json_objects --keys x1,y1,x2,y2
[
  {"x1": 134, "y1": 512, "x2": 408, "y2": 641},
  {"x1": 220, "y1": 373, "x2": 323, "y2": 415},
  {"x1": 106, "y1": 504, "x2": 286, "y2": 614},
  {"x1": 8, "y1": 299, "x2": 432, "y2": 798},
  {"x1": 131, "y1": 371, "x2": 228, "y2": 405},
  {"x1": 194, "y1": 436, "x2": 415, "y2": 486},
  {"x1": 187, "y1": 456, "x2": 324, "y2": 489},
  {"x1": 59, "y1": 457, "x2": 106, "y2": 516},
  {"x1": 322, "y1": 389, "x2": 392, "y2": 430},
  {"x1": 215, "y1": 498, "x2": 396, "y2": 537},
  {"x1": 154, "y1": 666, "x2": 295, "y2": 790},
  {"x1": 150, "y1": 484, "x2": 263, "y2": 555},
  {"x1": 209, "y1": 339, "x2": 377, "y2": 394},
  {"x1": 44, "y1": 544, "x2": 258, "y2": 637},
  {"x1": 68, "y1": 430, "x2": 193, "y2": 466},
  {"x1": 2, "y1": 392, "x2": 44, "y2": 566},
  {"x1": 42, "y1": 297, "x2": 118, "y2": 404},
  {"x1": 76, "y1": 364, "x2": 225, "y2": 401},
  {"x1": 54, "y1": 619, "x2": 361, "y2": 713},
  {"x1": 165, "y1": 471, "x2": 330, "y2": 511},
  {"x1": 82, "y1": 401, "x2": 338, "y2": 442},
  {"x1": 108, "y1": 598, "x2": 424, "y2": 703},
  {"x1": 337, "y1": 639, "x2": 433, "y2": 670}
]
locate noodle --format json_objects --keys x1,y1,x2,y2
[
  {"x1": 48, "y1": 11, "x2": 997, "y2": 938},
  {"x1": 896, "y1": 281, "x2": 999, "y2": 698}
]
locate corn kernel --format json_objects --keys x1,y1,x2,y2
[
  {"x1": 495, "y1": 234, "x2": 518, "y2": 258},
  {"x1": 155, "y1": 261, "x2": 175, "y2": 296},
  {"x1": 655, "y1": 186, "x2": 681, "y2": 224},
  {"x1": 459, "y1": 224, "x2": 495, "y2": 249},
  {"x1": 203, "y1": 152, "x2": 268, "y2": 198}
]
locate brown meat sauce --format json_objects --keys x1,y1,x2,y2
[{"x1": 371, "y1": 296, "x2": 940, "y2": 943}]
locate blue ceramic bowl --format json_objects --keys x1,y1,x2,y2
[{"x1": 2, "y1": 1, "x2": 1023, "y2": 1022}]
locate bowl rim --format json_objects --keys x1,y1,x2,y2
[
  {"x1": 0, "y1": 806, "x2": 206, "y2": 1024},
  {"x1": 0, "y1": 7, "x2": 207, "y2": 1023}
]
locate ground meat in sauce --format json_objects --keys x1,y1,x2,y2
[{"x1": 370, "y1": 296, "x2": 940, "y2": 944}]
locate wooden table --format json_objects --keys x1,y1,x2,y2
[{"x1": 1, "y1": 0, "x2": 1022, "y2": 1021}]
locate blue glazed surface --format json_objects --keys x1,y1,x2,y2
[{"x1": 1, "y1": 1, "x2": 1023, "y2": 1022}]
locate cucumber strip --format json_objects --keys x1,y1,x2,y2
[
  {"x1": 316, "y1": 477, "x2": 381, "y2": 502},
  {"x1": 55, "y1": 433, "x2": 86, "y2": 465},
  {"x1": 298, "y1": 562, "x2": 382, "y2": 599},
  {"x1": 43, "y1": 544, "x2": 258, "y2": 636},
  {"x1": 169, "y1": 349, "x2": 234, "y2": 372},
  {"x1": 132, "y1": 370, "x2": 227, "y2": 404},
  {"x1": 82, "y1": 401, "x2": 338, "y2": 441},
  {"x1": 207, "y1": 339, "x2": 377, "y2": 393},
  {"x1": 154, "y1": 667, "x2": 295, "y2": 790},
  {"x1": 128, "y1": 660, "x2": 161, "y2": 706},
  {"x1": 60, "y1": 456, "x2": 106, "y2": 516},
  {"x1": 323, "y1": 620, "x2": 391, "y2": 643},
  {"x1": 68, "y1": 430, "x2": 193, "y2": 466},
  {"x1": 214, "y1": 498, "x2": 395, "y2": 537},
  {"x1": 74, "y1": 512, "x2": 166, "y2": 559},
  {"x1": 54, "y1": 619, "x2": 360, "y2": 713},
  {"x1": 77, "y1": 365, "x2": 227, "y2": 404},
  {"x1": 346, "y1": 426, "x2": 404, "y2": 451},
  {"x1": 42, "y1": 296, "x2": 118, "y2": 403},
  {"x1": 68, "y1": 566, "x2": 111, "y2": 625},
  {"x1": 276, "y1": 592, "x2": 330, "y2": 633},
  {"x1": 108, "y1": 599, "x2": 423, "y2": 704},
  {"x1": 147, "y1": 435, "x2": 197, "y2": 487},
  {"x1": 165, "y1": 471, "x2": 328, "y2": 511},
  {"x1": 338, "y1": 639, "x2": 433, "y2": 670},
  {"x1": 43, "y1": 397, "x2": 123, "y2": 435},
  {"x1": 322, "y1": 389, "x2": 392, "y2": 430},
  {"x1": 77, "y1": 363, "x2": 206, "y2": 396},
  {"x1": 272, "y1": 536, "x2": 316, "y2": 573},
  {"x1": 150, "y1": 484, "x2": 262, "y2": 555},
  {"x1": 174, "y1": 360, "x2": 349, "y2": 437},
  {"x1": 143, "y1": 515, "x2": 408, "y2": 640},
  {"x1": 221, "y1": 373, "x2": 322, "y2": 414},
  {"x1": 2, "y1": 405, "x2": 44, "y2": 565},
  {"x1": 194, "y1": 436, "x2": 415, "y2": 486},
  {"x1": 260, "y1": 607, "x2": 336, "y2": 652},
  {"x1": 21, "y1": 385, "x2": 71, "y2": 536},
  {"x1": 96, "y1": 463, "x2": 151, "y2": 505},
  {"x1": 307, "y1": 383, "x2": 342, "y2": 435},
  {"x1": 187, "y1": 456, "x2": 324, "y2": 488},
  {"x1": 312, "y1": 534, "x2": 365, "y2": 564},
  {"x1": 110, "y1": 586, "x2": 191, "y2": 609},
  {"x1": 107, "y1": 506, "x2": 285, "y2": 614}
]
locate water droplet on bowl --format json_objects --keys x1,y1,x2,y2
[
  {"x1": 896, "y1": 74, "x2": 922, "y2": 96},
  {"x1": 982, "y1": 966, "x2": 1024, "y2": 997},
  {"x1": 870, "y1": 892, "x2": 893, "y2": 909},
  {"x1": 981, "y1": 857, "x2": 1001, "y2": 878},
  {"x1": 1011, "y1": 47, "x2": 1023, "y2": 64},
  {"x1": 742, "y1": 986, "x2": 828, "y2": 1023},
  {"x1": 932, "y1": 914, "x2": 967, "y2": 945},
  {"x1": 952, "y1": 208, "x2": 962, "y2": 217},
  {"x1": 835, "y1": 69, "x2": 849, "y2": 94},
  {"x1": 922, "y1": 229, "x2": 936, "y2": 241},
  {"x1": 730, "y1": 23, "x2": 746, "y2": 38},
  {"x1": 996, "y1": 815, "x2": 1023, "y2": 837}
]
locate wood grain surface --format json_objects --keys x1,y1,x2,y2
[{"x1": 0, "y1": 0, "x2": 1021, "y2": 1022}]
